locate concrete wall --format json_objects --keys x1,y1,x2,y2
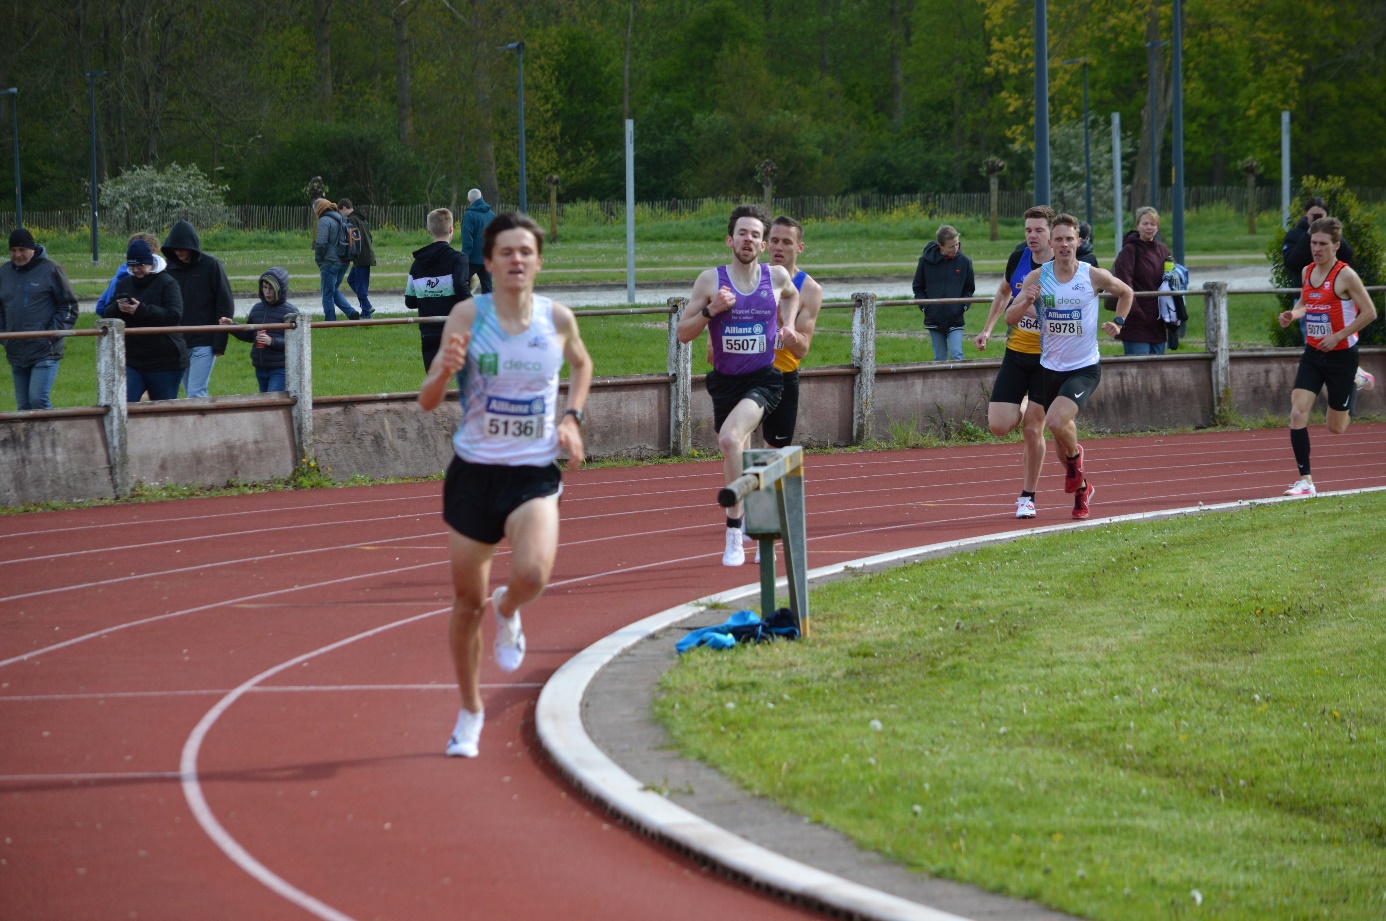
[{"x1": 1, "y1": 348, "x2": 1380, "y2": 507}]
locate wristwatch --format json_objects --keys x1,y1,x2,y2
[
  {"x1": 1112, "y1": 316, "x2": 1126, "y2": 326},
  {"x1": 563, "y1": 407, "x2": 585, "y2": 426},
  {"x1": 701, "y1": 305, "x2": 714, "y2": 319}
]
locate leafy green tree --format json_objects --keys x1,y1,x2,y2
[
  {"x1": 101, "y1": 163, "x2": 229, "y2": 229},
  {"x1": 234, "y1": 121, "x2": 429, "y2": 207}
]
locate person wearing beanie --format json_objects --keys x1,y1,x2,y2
[
  {"x1": 0, "y1": 228, "x2": 79, "y2": 410},
  {"x1": 94, "y1": 232, "x2": 168, "y2": 318},
  {"x1": 161, "y1": 219, "x2": 233, "y2": 399},
  {"x1": 220, "y1": 267, "x2": 298, "y2": 393},
  {"x1": 312, "y1": 197, "x2": 360, "y2": 322},
  {"x1": 112, "y1": 238, "x2": 188, "y2": 402}
]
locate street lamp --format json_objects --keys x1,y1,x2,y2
[
  {"x1": 1, "y1": 88, "x2": 18, "y2": 227},
  {"x1": 1171, "y1": 0, "x2": 1186, "y2": 264},
  {"x1": 1061, "y1": 59, "x2": 1092, "y2": 226},
  {"x1": 1033, "y1": 0, "x2": 1050, "y2": 205},
  {"x1": 85, "y1": 70, "x2": 108, "y2": 264},
  {"x1": 1144, "y1": 40, "x2": 1168, "y2": 210},
  {"x1": 500, "y1": 41, "x2": 527, "y2": 214}
]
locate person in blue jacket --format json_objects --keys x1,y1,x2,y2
[{"x1": 94, "y1": 232, "x2": 167, "y2": 317}]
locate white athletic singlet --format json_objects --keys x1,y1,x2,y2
[
  {"x1": 452, "y1": 294, "x2": 565, "y2": 467},
  {"x1": 1038, "y1": 261, "x2": 1101, "y2": 372}
]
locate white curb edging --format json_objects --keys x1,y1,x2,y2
[{"x1": 536, "y1": 488, "x2": 1381, "y2": 921}]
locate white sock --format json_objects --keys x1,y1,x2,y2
[{"x1": 454, "y1": 707, "x2": 483, "y2": 734}]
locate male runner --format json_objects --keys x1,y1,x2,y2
[
  {"x1": 1276, "y1": 216, "x2": 1377, "y2": 498},
  {"x1": 678, "y1": 204, "x2": 799, "y2": 566},
  {"x1": 417, "y1": 212, "x2": 593, "y2": 758},
  {"x1": 762, "y1": 216, "x2": 824, "y2": 449},
  {"x1": 973, "y1": 206, "x2": 1055, "y2": 519},
  {"x1": 1006, "y1": 214, "x2": 1133, "y2": 520}
]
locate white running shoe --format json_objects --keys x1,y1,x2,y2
[
  {"x1": 491, "y1": 586, "x2": 526, "y2": 672},
  {"x1": 445, "y1": 707, "x2": 484, "y2": 758},
  {"x1": 1015, "y1": 496, "x2": 1037, "y2": 519},
  {"x1": 722, "y1": 527, "x2": 746, "y2": 566},
  {"x1": 1355, "y1": 369, "x2": 1376, "y2": 392},
  {"x1": 741, "y1": 521, "x2": 751, "y2": 545},
  {"x1": 1283, "y1": 478, "x2": 1317, "y2": 498}
]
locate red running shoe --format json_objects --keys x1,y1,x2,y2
[
  {"x1": 1072, "y1": 481, "x2": 1095, "y2": 520},
  {"x1": 1063, "y1": 445, "x2": 1085, "y2": 494}
]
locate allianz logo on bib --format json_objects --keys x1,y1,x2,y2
[{"x1": 485, "y1": 395, "x2": 545, "y2": 415}]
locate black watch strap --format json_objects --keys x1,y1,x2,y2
[
  {"x1": 701, "y1": 305, "x2": 713, "y2": 319},
  {"x1": 563, "y1": 407, "x2": 585, "y2": 425}
]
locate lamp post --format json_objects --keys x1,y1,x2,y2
[
  {"x1": 500, "y1": 42, "x2": 527, "y2": 214},
  {"x1": 1033, "y1": 0, "x2": 1050, "y2": 205},
  {"x1": 1, "y1": 88, "x2": 18, "y2": 227},
  {"x1": 1171, "y1": 0, "x2": 1186, "y2": 264},
  {"x1": 1061, "y1": 59, "x2": 1092, "y2": 226},
  {"x1": 1144, "y1": 40, "x2": 1167, "y2": 210},
  {"x1": 85, "y1": 70, "x2": 108, "y2": 264}
]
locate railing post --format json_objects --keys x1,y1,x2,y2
[
  {"x1": 285, "y1": 313, "x2": 314, "y2": 463},
  {"x1": 851, "y1": 292, "x2": 877, "y2": 445},
  {"x1": 95, "y1": 318, "x2": 130, "y2": 498},
  {"x1": 667, "y1": 297, "x2": 691, "y2": 456},
  {"x1": 1202, "y1": 281, "x2": 1231, "y2": 420}
]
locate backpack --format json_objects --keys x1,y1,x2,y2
[{"x1": 335, "y1": 213, "x2": 362, "y2": 262}]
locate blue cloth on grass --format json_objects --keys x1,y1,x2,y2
[{"x1": 676, "y1": 608, "x2": 800, "y2": 653}]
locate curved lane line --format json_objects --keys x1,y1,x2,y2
[{"x1": 535, "y1": 487, "x2": 1385, "y2": 921}]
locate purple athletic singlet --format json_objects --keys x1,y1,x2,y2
[{"x1": 709, "y1": 264, "x2": 779, "y2": 375}]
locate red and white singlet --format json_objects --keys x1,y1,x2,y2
[{"x1": 1301, "y1": 261, "x2": 1358, "y2": 351}]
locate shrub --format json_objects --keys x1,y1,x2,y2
[
  {"x1": 234, "y1": 122, "x2": 430, "y2": 207},
  {"x1": 100, "y1": 163, "x2": 229, "y2": 231},
  {"x1": 1265, "y1": 176, "x2": 1384, "y2": 346}
]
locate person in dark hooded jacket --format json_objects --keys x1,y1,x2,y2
[
  {"x1": 161, "y1": 220, "x2": 233, "y2": 398},
  {"x1": 405, "y1": 207, "x2": 473, "y2": 370},
  {"x1": 1109, "y1": 206, "x2": 1171, "y2": 354},
  {"x1": 0, "y1": 228, "x2": 79, "y2": 410},
  {"x1": 1077, "y1": 222, "x2": 1100, "y2": 267},
  {"x1": 912, "y1": 224, "x2": 976, "y2": 361},
  {"x1": 112, "y1": 239, "x2": 187, "y2": 402},
  {"x1": 220, "y1": 267, "x2": 298, "y2": 393}
]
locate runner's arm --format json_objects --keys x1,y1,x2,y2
[
  {"x1": 1316, "y1": 267, "x2": 1379, "y2": 350},
  {"x1": 975, "y1": 278, "x2": 1011, "y2": 350},
  {"x1": 417, "y1": 299, "x2": 477, "y2": 411},
  {"x1": 1279, "y1": 297, "x2": 1307, "y2": 326},
  {"x1": 781, "y1": 277, "x2": 823, "y2": 360},
  {"x1": 677, "y1": 269, "x2": 726, "y2": 344},
  {"x1": 1089, "y1": 267, "x2": 1135, "y2": 335},
  {"x1": 1004, "y1": 270, "x2": 1041, "y2": 326},
  {"x1": 555, "y1": 302, "x2": 592, "y2": 467},
  {"x1": 771, "y1": 264, "x2": 800, "y2": 332}
]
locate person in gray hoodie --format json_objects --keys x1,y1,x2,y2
[
  {"x1": 912, "y1": 224, "x2": 976, "y2": 362},
  {"x1": 161, "y1": 220, "x2": 233, "y2": 398},
  {"x1": 220, "y1": 267, "x2": 298, "y2": 393},
  {"x1": 0, "y1": 228, "x2": 79, "y2": 410},
  {"x1": 312, "y1": 198, "x2": 360, "y2": 321}
]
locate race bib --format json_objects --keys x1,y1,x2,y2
[
  {"x1": 483, "y1": 395, "x2": 546, "y2": 440},
  {"x1": 721, "y1": 322, "x2": 767, "y2": 354},
  {"x1": 1305, "y1": 312, "x2": 1333, "y2": 340},
  {"x1": 1015, "y1": 314, "x2": 1041, "y2": 332},
  {"x1": 1043, "y1": 308, "x2": 1083, "y2": 337}
]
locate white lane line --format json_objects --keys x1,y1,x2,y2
[
  {"x1": 0, "y1": 683, "x2": 541, "y2": 702},
  {"x1": 0, "y1": 771, "x2": 183, "y2": 783},
  {"x1": 535, "y1": 484, "x2": 1386, "y2": 921}
]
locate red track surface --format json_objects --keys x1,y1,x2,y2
[{"x1": 3, "y1": 425, "x2": 1384, "y2": 920}]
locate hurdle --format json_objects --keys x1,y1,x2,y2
[{"x1": 717, "y1": 446, "x2": 810, "y2": 635}]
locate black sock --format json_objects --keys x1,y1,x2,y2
[
  {"x1": 1021, "y1": 490, "x2": 1036, "y2": 500},
  {"x1": 726, "y1": 516, "x2": 743, "y2": 530},
  {"x1": 1290, "y1": 427, "x2": 1311, "y2": 477}
]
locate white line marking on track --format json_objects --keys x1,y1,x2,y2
[
  {"x1": 0, "y1": 771, "x2": 184, "y2": 783},
  {"x1": 0, "y1": 683, "x2": 540, "y2": 702}
]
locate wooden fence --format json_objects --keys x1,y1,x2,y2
[{"x1": 2, "y1": 185, "x2": 1381, "y2": 234}]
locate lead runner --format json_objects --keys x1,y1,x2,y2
[
  {"x1": 1007, "y1": 213, "x2": 1133, "y2": 520},
  {"x1": 417, "y1": 212, "x2": 593, "y2": 758}
]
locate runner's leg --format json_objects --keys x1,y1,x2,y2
[
  {"x1": 719, "y1": 398, "x2": 767, "y2": 519},
  {"x1": 497, "y1": 495, "x2": 561, "y2": 616},
  {"x1": 446, "y1": 529, "x2": 497, "y2": 714},
  {"x1": 1021, "y1": 399, "x2": 1047, "y2": 493},
  {"x1": 986, "y1": 402, "x2": 1021, "y2": 438},
  {"x1": 1045, "y1": 396, "x2": 1081, "y2": 461}
]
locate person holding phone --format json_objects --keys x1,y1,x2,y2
[{"x1": 111, "y1": 239, "x2": 186, "y2": 402}]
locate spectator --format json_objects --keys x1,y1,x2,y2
[
  {"x1": 95, "y1": 232, "x2": 167, "y2": 317},
  {"x1": 112, "y1": 239, "x2": 187, "y2": 402},
  {"x1": 162, "y1": 220, "x2": 233, "y2": 398},
  {"x1": 339, "y1": 198, "x2": 376, "y2": 319},
  {"x1": 1282, "y1": 197, "x2": 1354, "y2": 284},
  {"x1": 0, "y1": 228, "x2": 79, "y2": 411},
  {"x1": 1077, "y1": 221, "x2": 1100, "y2": 267},
  {"x1": 1110, "y1": 206, "x2": 1172, "y2": 355},
  {"x1": 220, "y1": 267, "x2": 297, "y2": 393},
  {"x1": 912, "y1": 224, "x2": 976, "y2": 362},
  {"x1": 405, "y1": 207, "x2": 473, "y2": 371},
  {"x1": 461, "y1": 188, "x2": 496, "y2": 294},
  {"x1": 313, "y1": 198, "x2": 360, "y2": 321}
]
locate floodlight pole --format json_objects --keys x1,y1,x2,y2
[
  {"x1": 86, "y1": 70, "x2": 108, "y2": 264},
  {"x1": 1, "y1": 88, "x2": 18, "y2": 227},
  {"x1": 1171, "y1": 0, "x2": 1186, "y2": 264},
  {"x1": 1033, "y1": 0, "x2": 1051, "y2": 204},
  {"x1": 501, "y1": 42, "x2": 527, "y2": 213}
]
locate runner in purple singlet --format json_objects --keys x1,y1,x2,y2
[{"x1": 678, "y1": 204, "x2": 800, "y2": 566}]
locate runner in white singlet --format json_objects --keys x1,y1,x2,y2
[{"x1": 1006, "y1": 214, "x2": 1133, "y2": 520}]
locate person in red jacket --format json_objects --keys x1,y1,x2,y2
[{"x1": 1109, "y1": 206, "x2": 1171, "y2": 355}]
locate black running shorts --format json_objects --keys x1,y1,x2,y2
[
  {"x1": 760, "y1": 369, "x2": 800, "y2": 448},
  {"x1": 989, "y1": 348, "x2": 1045, "y2": 405},
  {"x1": 442, "y1": 456, "x2": 562, "y2": 545},
  {"x1": 1039, "y1": 362, "x2": 1102, "y2": 411},
  {"x1": 706, "y1": 365, "x2": 783, "y2": 434},
  {"x1": 1293, "y1": 345, "x2": 1358, "y2": 412}
]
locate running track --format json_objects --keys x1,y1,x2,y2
[{"x1": 2, "y1": 425, "x2": 1384, "y2": 920}]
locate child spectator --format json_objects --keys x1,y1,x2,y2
[{"x1": 219, "y1": 267, "x2": 297, "y2": 393}]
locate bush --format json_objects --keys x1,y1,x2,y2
[
  {"x1": 1265, "y1": 176, "x2": 1384, "y2": 346},
  {"x1": 234, "y1": 122, "x2": 430, "y2": 207},
  {"x1": 100, "y1": 163, "x2": 229, "y2": 230}
]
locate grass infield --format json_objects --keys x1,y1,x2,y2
[{"x1": 655, "y1": 492, "x2": 1386, "y2": 920}]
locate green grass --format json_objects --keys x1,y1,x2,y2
[{"x1": 655, "y1": 494, "x2": 1386, "y2": 921}]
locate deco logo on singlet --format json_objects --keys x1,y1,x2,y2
[{"x1": 478, "y1": 353, "x2": 499, "y2": 376}]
